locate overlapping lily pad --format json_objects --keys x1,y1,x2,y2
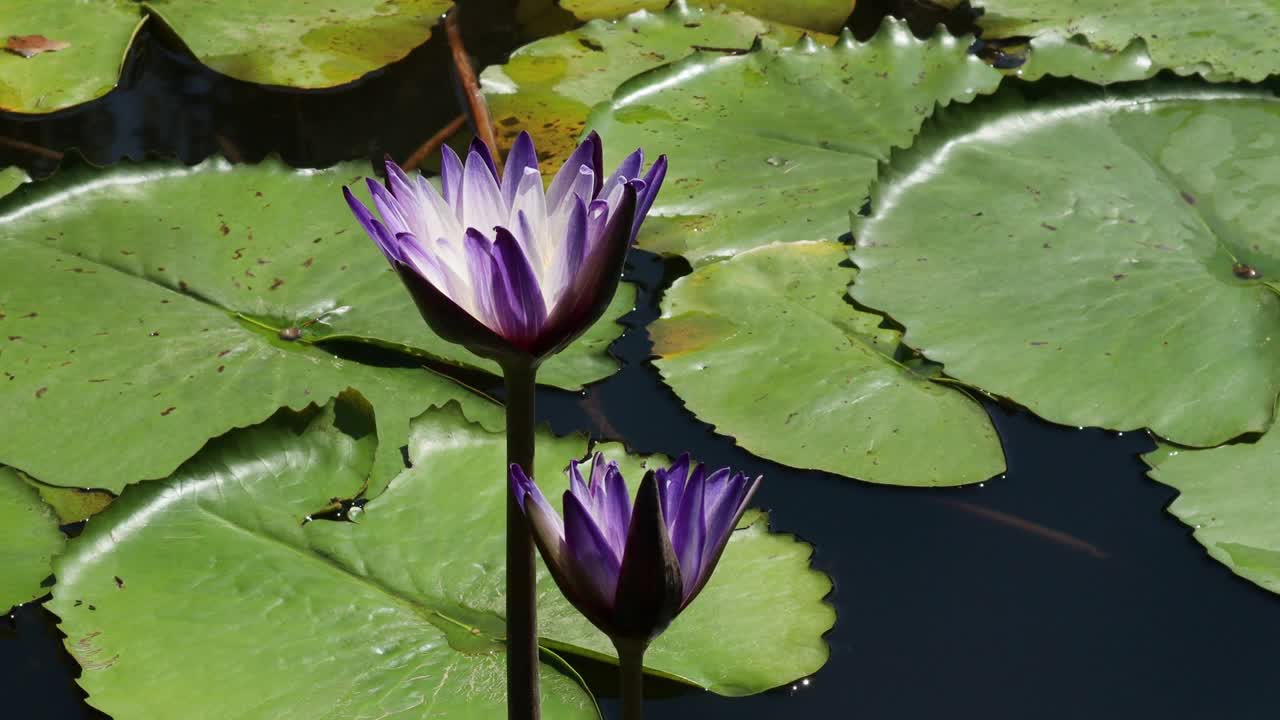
[
  {"x1": 1145, "y1": 432, "x2": 1280, "y2": 595},
  {"x1": 561, "y1": 0, "x2": 855, "y2": 34},
  {"x1": 0, "y1": 159, "x2": 632, "y2": 492},
  {"x1": 0, "y1": 467, "x2": 65, "y2": 613},
  {"x1": 482, "y1": 2, "x2": 817, "y2": 171},
  {"x1": 0, "y1": 0, "x2": 452, "y2": 114},
  {"x1": 51, "y1": 399, "x2": 833, "y2": 717},
  {"x1": 852, "y1": 83, "x2": 1280, "y2": 447},
  {"x1": 652, "y1": 241, "x2": 1003, "y2": 486},
  {"x1": 952, "y1": 0, "x2": 1280, "y2": 81},
  {"x1": 586, "y1": 20, "x2": 1004, "y2": 266}
]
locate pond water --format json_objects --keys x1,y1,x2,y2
[{"x1": 3, "y1": 5, "x2": 1279, "y2": 719}]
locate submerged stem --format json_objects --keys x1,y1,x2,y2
[
  {"x1": 614, "y1": 639, "x2": 648, "y2": 720},
  {"x1": 504, "y1": 358, "x2": 540, "y2": 720}
]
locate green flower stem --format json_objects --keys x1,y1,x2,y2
[
  {"x1": 504, "y1": 357, "x2": 540, "y2": 719},
  {"x1": 614, "y1": 639, "x2": 648, "y2": 720}
]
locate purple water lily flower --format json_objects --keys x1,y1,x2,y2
[
  {"x1": 510, "y1": 453, "x2": 761, "y2": 644},
  {"x1": 343, "y1": 133, "x2": 666, "y2": 363}
]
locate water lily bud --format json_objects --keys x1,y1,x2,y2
[
  {"x1": 343, "y1": 133, "x2": 667, "y2": 366},
  {"x1": 510, "y1": 453, "x2": 761, "y2": 645}
]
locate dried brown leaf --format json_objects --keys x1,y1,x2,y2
[{"x1": 5, "y1": 35, "x2": 71, "y2": 59}]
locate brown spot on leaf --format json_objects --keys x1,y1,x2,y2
[
  {"x1": 269, "y1": 278, "x2": 285, "y2": 291},
  {"x1": 217, "y1": 365, "x2": 225, "y2": 373},
  {"x1": 5, "y1": 35, "x2": 70, "y2": 58},
  {"x1": 1181, "y1": 191, "x2": 1196, "y2": 205},
  {"x1": 219, "y1": 222, "x2": 230, "y2": 236},
  {"x1": 231, "y1": 248, "x2": 244, "y2": 260},
  {"x1": 302, "y1": 257, "x2": 314, "y2": 268},
  {"x1": 216, "y1": 349, "x2": 232, "y2": 358},
  {"x1": 113, "y1": 576, "x2": 124, "y2": 589},
  {"x1": 160, "y1": 406, "x2": 176, "y2": 416},
  {"x1": 34, "y1": 386, "x2": 46, "y2": 398}
]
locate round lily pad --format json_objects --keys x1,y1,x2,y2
[
  {"x1": 586, "y1": 20, "x2": 1003, "y2": 266},
  {"x1": 652, "y1": 240, "x2": 1003, "y2": 486},
  {"x1": 852, "y1": 83, "x2": 1280, "y2": 447}
]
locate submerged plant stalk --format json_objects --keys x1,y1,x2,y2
[{"x1": 504, "y1": 358, "x2": 540, "y2": 719}]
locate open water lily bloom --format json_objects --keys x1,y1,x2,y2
[
  {"x1": 510, "y1": 454, "x2": 761, "y2": 644},
  {"x1": 343, "y1": 132, "x2": 667, "y2": 363}
]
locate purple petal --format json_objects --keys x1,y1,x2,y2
[
  {"x1": 395, "y1": 232, "x2": 445, "y2": 289},
  {"x1": 344, "y1": 187, "x2": 402, "y2": 265},
  {"x1": 510, "y1": 464, "x2": 564, "y2": 539},
  {"x1": 468, "y1": 137, "x2": 500, "y2": 183},
  {"x1": 366, "y1": 178, "x2": 410, "y2": 235},
  {"x1": 599, "y1": 148, "x2": 643, "y2": 202},
  {"x1": 490, "y1": 226, "x2": 547, "y2": 347},
  {"x1": 547, "y1": 133, "x2": 603, "y2": 210},
  {"x1": 440, "y1": 144, "x2": 464, "y2": 207},
  {"x1": 502, "y1": 132, "x2": 540, "y2": 209},
  {"x1": 463, "y1": 228, "x2": 498, "y2": 329},
  {"x1": 680, "y1": 472, "x2": 762, "y2": 608},
  {"x1": 633, "y1": 155, "x2": 668, "y2": 242},
  {"x1": 558, "y1": 196, "x2": 588, "y2": 295},
  {"x1": 657, "y1": 453, "x2": 691, "y2": 522},
  {"x1": 460, "y1": 148, "x2": 507, "y2": 232},
  {"x1": 568, "y1": 457, "x2": 590, "y2": 501},
  {"x1": 600, "y1": 462, "x2": 632, "y2": 560},
  {"x1": 669, "y1": 464, "x2": 707, "y2": 597},
  {"x1": 564, "y1": 490, "x2": 622, "y2": 609}
]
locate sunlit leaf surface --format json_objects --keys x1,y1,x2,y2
[
  {"x1": 653, "y1": 241, "x2": 1003, "y2": 486},
  {"x1": 853, "y1": 83, "x2": 1280, "y2": 446}
]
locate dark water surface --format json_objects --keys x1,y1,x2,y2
[{"x1": 4, "y1": 6, "x2": 1280, "y2": 719}]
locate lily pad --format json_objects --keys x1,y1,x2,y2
[
  {"x1": 0, "y1": 1, "x2": 452, "y2": 114},
  {"x1": 21, "y1": 473, "x2": 115, "y2": 524},
  {"x1": 2, "y1": 159, "x2": 607, "y2": 492},
  {"x1": 0, "y1": 0, "x2": 144, "y2": 113},
  {"x1": 51, "y1": 400, "x2": 833, "y2": 717},
  {"x1": 482, "y1": 2, "x2": 817, "y2": 170},
  {"x1": 0, "y1": 167, "x2": 31, "y2": 197},
  {"x1": 50, "y1": 403, "x2": 597, "y2": 719},
  {"x1": 1015, "y1": 33, "x2": 1160, "y2": 85},
  {"x1": 0, "y1": 466, "x2": 65, "y2": 613},
  {"x1": 958, "y1": 0, "x2": 1280, "y2": 81},
  {"x1": 652, "y1": 241, "x2": 1003, "y2": 486},
  {"x1": 852, "y1": 83, "x2": 1280, "y2": 447},
  {"x1": 1145, "y1": 431, "x2": 1280, "y2": 595},
  {"x1": 586, "y1": 19, "x2": 1003, "y2": 266},
  {"x1": 560, "y1": 0, "x2": 855, "y2": 33}
]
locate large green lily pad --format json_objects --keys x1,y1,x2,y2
[
  {"x1": 852, "y1": 83, "x2": 1280, "y2": 447},
  {"x1": 1145, "y1": 431, "x2": 1280, "y2": 596},
  {"x1": 560, "y1": 0, "x2": 855, "y2": 34},
  {"x1": 51, "y1": 400, "x2": 833, "y2": 717},
  {"x1": 955, "y1": 0, "x2": 1280, "y2": 81},
  {"x1": 2, "y1": 159, "x2": 637, "y2": 492},
  {"x1": 0, "y1": 466, "x2": 65, "y2": 613},
  {"x1": 482, "y1": 2, "x2": 817, "y2": 171},
  {"x1": 0, "y1": 1, "x2": 452, "y2": 114},
  {"x1": 586, "y1": 19, "x2": 1003, "y2": 267},
  {"x1": 50, "y1": 404, "x2": 596, "y2": 719},
  {"x1": 652, "y1": 241, "x2": 1003, "y2": 486}
]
